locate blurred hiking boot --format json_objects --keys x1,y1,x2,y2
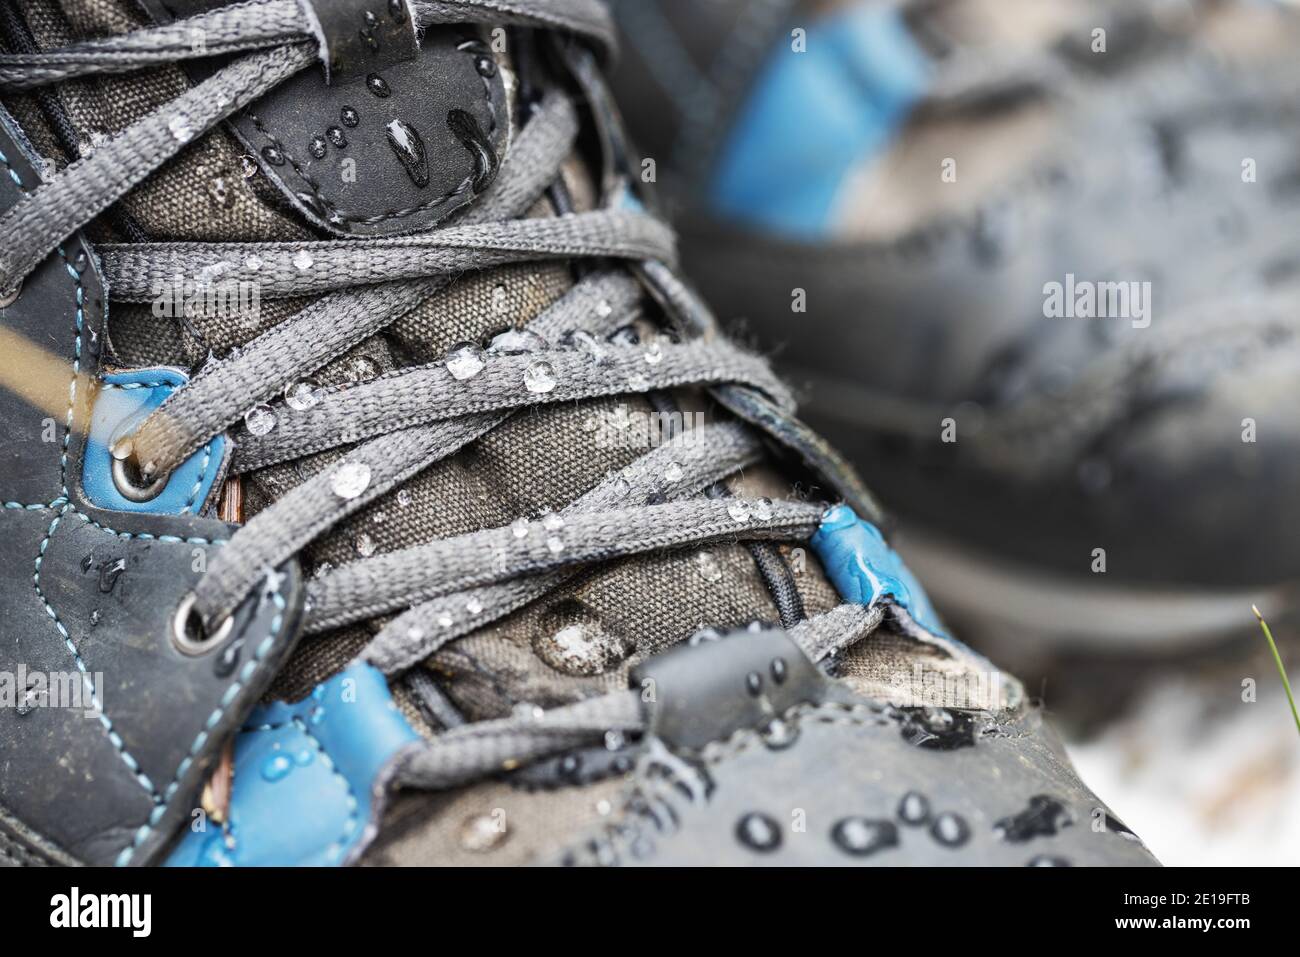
[{"x1": 608, "y1": 0, "x2": 1300, "y2": 650}]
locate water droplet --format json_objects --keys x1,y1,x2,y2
[
  {"x1": 331, "y1": 462, "x2": 372, "y2": 499},
  {"x1": 491, "y1": 284, "x2": 509, "y2": 314},
  {"x1": 604, "y1": 730, "x2": 625, "y2": 751},
  {"x1": 206, "y1": 176, "x2": 232, "y2": 209},
  {"x1": 930, "y1": 812, "x2": 970, "y2": 848},
  {"x1": 524, "y1": 361, "x2": 557, "y2": 394},
  {"x1": 168, "y1": 116, "x2": 194, "y2": 143},
  {"x1": 542, "y1": 513, "x2": 565, "y2": 532},
  {"x1": 831, "y1": 818, "x2": 899, "y2": 857},
  {"x1": 611, "y1": 477, "x2": 630, "y2": 498},
  {"x1": 213, "y1": 636, "x2": 243, "y2": 677},
  {"x1": 350, "y1": 356, "x2": 379, "y2": 382},
  {"x1": 261, "y1": 753, "x2": 293, "y2": 782},
  {"x1": 98, "y1": 559, "x2": 125, "y2": 593},
  {"x1": 735, "y1": 812, "x2": 782, "y2": 853},
  {"x1": 761, "y1": 717, "x2": 799, "y2": 750},
  {"x1": 546, "y1": 536, "x2": 565, "y2": 555},
  {"x1": 662, "y1": 462, "x2": 683, "y2": 483},
  {"x1": 695, "y1": 550, "x2": 723, "y2": 583},
  {"x1": 488, "y1": 328, "x2": 545, "y2": 354},
  {"x1": 566, "y1": 329, "x2": 607, "y2": 365},
  {"x1": 899, "y1": 707, "x2": 976, "y2": 750},
  {"x1": 245, "y1": 254, "x2": 263, "y2": 271},
  {"x1": 308, "y1": 136, "x2": 327, "y2": 159},
  {"x1": 293, "y1": 250, "x2": 314, "y2": 271},
  {"x1": 397, "y1": 489, "x2": 412, "y2": 507},
  {"x1": 745, "y1": 671, "x2": 763, "y2": 696},
  {"x1": 355, "y1": 533, "x2": 376, "y2": 557},
  {"x1": 445, "y1": 342, "x2": 486, "y2": 380},
  {"x1": 644, "y1": 340, "x2": 663, "y2": 365},
  {"x1": 770, "y1": 658, "x2": 788, "y2": 685},
  {"x1": 993, "y1": 795, "x2": 1072, "y2": 843},
  {"x1": 244, "y1": 404, "x2": 277, "y2": 436},
  {"x1": 340, "y1": 106, "x2": 360, "y2": 128},
  {"x1": 366, "y1": 73, "x2": 391, "y2": 97},
  {"x1": 459, "y1": 813, "x2": 507, "y2": 852},
  {"x1": 437, "y1": 614, "x2": 453, "y2": 629},
  {"x1": 240, "y1": 155, "x2": 259, "y2": 178},
  {"x1": 595, "y1": 300, "x2": 613, "y2": 319},
  {"x1": 511, "y1": 517, "x2": 530, "y2": 539},
  {"x1": 466, "y1": 598, "x2": 483, "y2": 616},
  {"x1": 384, "y1": 118, "x2": 428, "y2": 187},
  {"x1": 285, "y1": 381, "x2": 318, "y2": 411},
  {"x1": 727, "y1": 501, "x2": 751, "y2": 523},
  {"x1": 475, "y1": 55, "x2": 497, "y2": 77},
  {"x1": 326, "y1": 126, "x2": 347, "y2": 148},
  {"x1": 581, "y1": 415, "x2": 599, "y2": 433},
  {"x1": 898, "y1": 791, "x2": 931, "y2": 826},
  {"x1": 446, "y1": 108, "x2": 499, "y2": 192},
  {"x1": 261, "y1": 145, "x2": 286, "y2": 166}
]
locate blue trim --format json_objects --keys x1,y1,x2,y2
[
  {"x1": 811, "y1": 504, "x2": 947, "y2": 636},
  {"x1": 82, "y1": 368, "x2": 223, "y2": 515},
  {"x1": 708, "y1": 4, "x2": 929, "y2": 238},
  {"x1": 166, "y1": 662, "x2": 419, "y2": 867}
]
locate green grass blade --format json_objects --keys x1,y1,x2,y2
[{"x1": 1254, "y1": 605, "x2": 1300, "y2": 740}]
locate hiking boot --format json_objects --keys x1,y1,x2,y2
[
  {"x1": 0, "y1": 0, "x2": 1153, "y2": 866},
  {"x1": 607, "y1": 0, "x2": 1300, "y2": 651}
]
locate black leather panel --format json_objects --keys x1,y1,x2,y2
[
  {"x1": 302, "y1": 0, "x2": 420, "y2": 82},
  {"x1": 137, "y1": 0, "x2": 508, "y2": 236},
  {"x1": 0, "y1": 111, "x2": 305, "y2": 866},
  {"x1": 561, "y1": 630, "x2": 1159, "y2": 866},
  {"x1": 568, "y1": 700, "x2": 1160, "y2": 866},
  {"x1": 0, "y1": 124, "x2": 89, "y2": 507}
]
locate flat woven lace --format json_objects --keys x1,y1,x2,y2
[{"x1": 0, "y1": 0, "x2": 885, "y2": 788}]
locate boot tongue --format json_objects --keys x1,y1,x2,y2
[{"x1": 133, "y1": 0, "x2": 511, "y2": 236}]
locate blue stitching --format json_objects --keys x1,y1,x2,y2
[
  {"x1": 96, "y1": 382, "x2": 217, "y2": 517},
  {"x1": 5, "y1": 142, "x2": 240, "y2": 866},
  {"x1": 0, "y1": 147, "x2": 26, "y2": 188},
  {"x1": 32, "y1": 505, "x2": 159, "y2": 797},
  {"x1": 64, "y1": 507, "x2": 222, "y2": 545},
  {"x1": 291, "y1": 715, "x2": 359, "y2": 862},
  {"x1": 115, "y1": 581, "x2": 287, "y2": 866},
  {"x1": 217, "y1": 714, "x2": 359, "y2": 864},
  {"x1": 3, "y1": 497, "x2": 66, "y2": 510}
]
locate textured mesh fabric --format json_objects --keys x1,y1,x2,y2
[{"x1": 6, "y1": 0, "x2": 852, "y2": 719}]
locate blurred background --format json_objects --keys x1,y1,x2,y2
[{"x1": 608, "y1": 0, "x2": 1300, "y2": 866}]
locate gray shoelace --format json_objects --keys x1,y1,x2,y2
[{"x1": 0, "y1": 0, "x2": 887, "y2": 792}]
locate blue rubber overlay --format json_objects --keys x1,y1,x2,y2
[
  {"x1": 166, "y1": 662, "x2": 419, "y2": 866},
  {"x1": 708, "y1": 4, "x2": 929, "y2": 238},
  {"x1": 82, "y1": 368, "x2": 224, "y2": 514},
  {"x1": 811, "y1": 504, "x2": 946, "y2": 636}
]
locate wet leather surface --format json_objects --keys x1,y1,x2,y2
[
  {"x1": 137, "y1": 0, "x2": 508, "y2": 236},
  {"x1": 559, "y1": 630, "x2": 1158, "y2": 866},
  {"x1": 0, "y1": 110, "x2": 304, "y2": 865}
]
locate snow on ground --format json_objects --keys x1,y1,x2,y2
[{"x1": 1066, "y1": 678, "x2": 1300, "y2": 866}]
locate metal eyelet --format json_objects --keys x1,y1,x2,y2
[
  {"x1": 111, "y1": 453, "x2": 169, "y2": 503},
  {"x1": 171, "y1": 593, "x2": 234, "y2": 657},
  {"x1": 0, "y1": 280, "x2": 21, "y2": 309}
]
